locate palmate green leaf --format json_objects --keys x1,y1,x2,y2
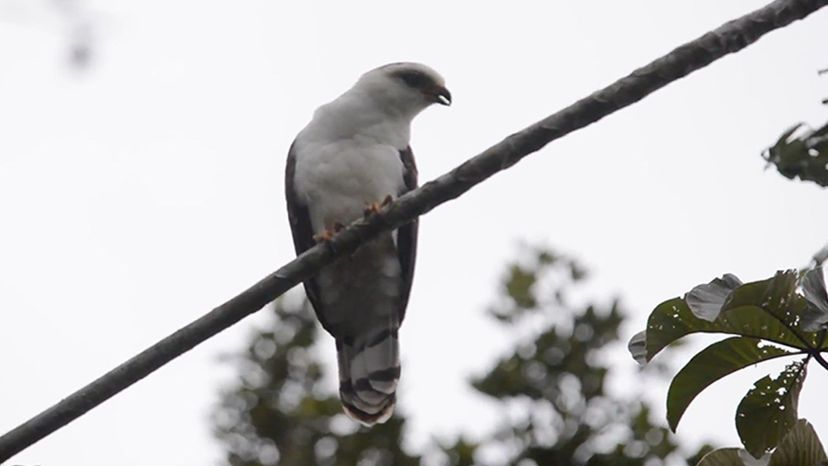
[
  {"x1": 737, "y1": 360, "x2": 807, "y2": 459},
  {"x1": 632, "y1": 271, "x2": 823, "y2": 363},
  {"x1": 695, "y1": 448, "x2": 743, "y2": 466},
  {"x1": 686, "y1": 274, "x2": 743, "y2": 321},
  {"x1": 801, "y1": 267, "x2": 828, "y2": 332},
  {"x1": 768, "y1": 419, "x2": 827, "y2": 466},
  {"x1": 667, "y1": 337, "x2": 794, "y2": 432},
  {"x1": 637, "y1": 298, "x2": 804, "y2": 362},
  {"x1": 697, "y1": 419, "x2": 827, "y2": 466},
  {"x1": 723, "y1": 271, "x2": 821, "y2": 348}
]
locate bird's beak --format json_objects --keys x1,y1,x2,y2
[{"x1": 431, "y1": 85, "x2": 452, "y2": 106}]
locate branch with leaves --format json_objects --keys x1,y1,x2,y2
[
  {"x1": 629, "y1": 267, "x2": 828, "y2": 462},
  {"x1": 2, "y1": 0, "x2": 828, "y2": 461}
]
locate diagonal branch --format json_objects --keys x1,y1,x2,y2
[{"x1": 2, "y1": 0, "x2": 827, "y2": 461}]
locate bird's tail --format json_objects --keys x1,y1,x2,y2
[{"x1": 336, "y1": 327, "x2": 400, "y2": 425}]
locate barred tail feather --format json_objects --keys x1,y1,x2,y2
[{"x1": 336, "y1": 329, "x2": 400, "y2": 425}]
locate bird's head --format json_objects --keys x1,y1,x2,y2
[{"x1": 354, "y1": 62, "x2": 451, "y2": 117}]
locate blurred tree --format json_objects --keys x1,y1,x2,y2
[
  {"x1": 213, "y1": 246, "x2": 711, "y2": 465},
  {"x1": 212, "y1": 297, "x2": 419, "y2": 466},
  {"x1": 466, "y1": 246, "x2": 707, "y2": 466}
]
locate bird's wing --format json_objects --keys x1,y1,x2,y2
[
  {"x1": 285, "y1": 141, "x2": 329, "y2": 329},
  {"x1": 396, "y1": 145, "x2": 418, "y2": 322}
]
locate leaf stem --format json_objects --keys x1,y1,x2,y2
[
  {"x1": 810, "y1": 331, "x2": 828, "y2": 372},
  {"x1": 812, "y1": 351, "x2": 828, "y2": 372}
]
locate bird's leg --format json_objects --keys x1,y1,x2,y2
[{"x1": 363, "y1": 195, "x2": 395, "y2": 217}]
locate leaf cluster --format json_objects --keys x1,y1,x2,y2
[{"x1": 629, "y1": 268, "x2": 828, "y2": 460}]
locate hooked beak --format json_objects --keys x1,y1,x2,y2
[{"x1": 431, "y1": 85, "x2": 452, "y2": 106}]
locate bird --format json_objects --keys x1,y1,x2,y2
[{"x1": 284, "y1": 63, "x2": 451, "y2": 425}]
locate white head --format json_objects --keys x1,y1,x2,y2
[{"x1": 351, "y1": 62, "x2": 451, "y2": 118}]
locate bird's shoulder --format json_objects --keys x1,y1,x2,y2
[{"x1": 296, "y1": 93, "x2": 412, "y2": 151}]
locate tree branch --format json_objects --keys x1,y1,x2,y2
[{"x1": 2, "y1": 0, "x2": 827, "y2": 461}]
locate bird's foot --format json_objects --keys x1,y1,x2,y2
[
  {"x1": 313, "y1": 222, "x2": 347, "y2": 243},
  {"x1": 313, "y1": 229, "x2": 336, "y2": 243},
  {"x1": 363, "y1": 195, "x2": 394, "y2": 217}
]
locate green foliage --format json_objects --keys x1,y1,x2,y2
[
  {"x1": 767, "y1": 419, "x2": 827, "y2": 466},
  {"x1": 477, "y1": 248, "x2": 709, "y2": 465},
  {"x1": 736, "y1": 361, "x2": 806, "y2": 459},
  {"x1": 666, "y1": 337, "x2": 792, "y2": 432},
  {"x1": 213, "y1": 299, "x2": 420, "y2": 466},
  {"x1": 630, "y1": 268, "x2": 828, "y2": 459},
  {"x1": 763, "y1": 122, "x2": 828, "y2": 187},
  {"x1": 763, "y1": 72, "x2": 828, "y2": 187},
  {"x1": 213, "y1": 245, "x2": 710, "y2": 465},
  {"x1": 697, "y1": 420, "x2": 827, "y2": 466},
  {"x1": 695, "y1": 448, "x2": 743, "y2": 466}
]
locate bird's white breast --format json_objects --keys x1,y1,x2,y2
[
  {"x1": 291, "y1": 87, "x2": 415, "y2": 232},
  {"x1": 293, "y1": 133, "x2": 406, "y2": 233}
]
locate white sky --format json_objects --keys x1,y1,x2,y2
[{"x1": 1, "y1": 1, "x2": 827, "y2": 465}]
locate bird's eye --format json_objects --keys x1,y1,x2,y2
[{"x1": 396, "y1": 70, "x2": 431, "y2": 89}]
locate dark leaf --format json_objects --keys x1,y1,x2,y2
[
  {"x1": 628, "y1": 331, "x2": 647, "y2": 365},
  {"x1": 636, "y1": 295, "x2": 805, "y2": 363},
  {"x1": 686, "y1": 274, "x2": 743, "y2": 321},
  {"x1": 768, "y1": 419, "x2": 827, "y2": 466},
  {"x1": 723, "y1": 271, "x2": 820, "y2": 348},
  {"x1": 764, "y1": 122, "x2": 828, "y2": 187},
  {"x1": 801, "y1": 267, "x2": 828, "y2": 332},
  {"x1": 506, "y1": 264, "x2": 538, "y2": 309},
  {"x1": 695, "y1": 448, "x2": 745, "y2": 466},
  {"x1": 667, "y1": 337, "x2": 793, "y2": 431},
  {"x1": 737, "y1": 360, "x2": 807, "y2": 458},
  {"x1": 812, "y1": 244, "x2": 828, "y2": 268}
]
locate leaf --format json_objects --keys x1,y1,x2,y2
[
  {"x1": 724, "y1": 272, "x2": 798, "y2": 321},
  {"x1": 768, "y1": 419, "x2": 827, "y2": 466},
  {"x1": 812, "y1": 244, "x2": 828, "y2": 267},
  {"x1": 765, "y1": 122, "x2": 828, "y2": 187},
  {"x1": 737, "y1": 360, "x2": 807, "y2": 458},
  {"x1": 777, "y1": 124, "x2": 805, "y2": 146},
  {"x1": 638, "y1": 297, "x2": 805, "y2": 362},
  {"x1": 505, "y1": 264, "x2": 538, "y2": 309},
  {"x1": 667, "y1": 337, "x2": 793, "y2": 431},
  {"x1": 697, "y1": 448, "x2": 774, "y2": 466},
  {"x1": 695, "y1": 448, "x2": 746, "y2": 466},
  {"x1": 723, "y1": 271, "x2": 820, "y2": 348},
  {"x1": 628, "y1": 330, "x2": 647, "y2": 365},
  {"x1": 801, "y1": 267, "x2": 828, "y2": 332},
  {"x1": 686, "y1": 274, "x2": 743, "y2": 321}
]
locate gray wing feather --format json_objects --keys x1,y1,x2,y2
[
  {"x1": 396, "y1": 146, "x2": 418, "y2": 322},
  {"x1": 285, "y1": 141, "x2": 331, "y2": 331}
]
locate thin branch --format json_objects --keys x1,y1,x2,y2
[{"x1": 2, "y1": 0, "x2": 827, "y2": 461}]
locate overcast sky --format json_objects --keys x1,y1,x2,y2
[{"x1": 1, "y1": 1, "x2": 827, "y2": 465}]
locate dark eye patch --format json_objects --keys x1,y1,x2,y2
[{"x1": 394, "y1": 70, "x2": 433, "y2": 89}]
